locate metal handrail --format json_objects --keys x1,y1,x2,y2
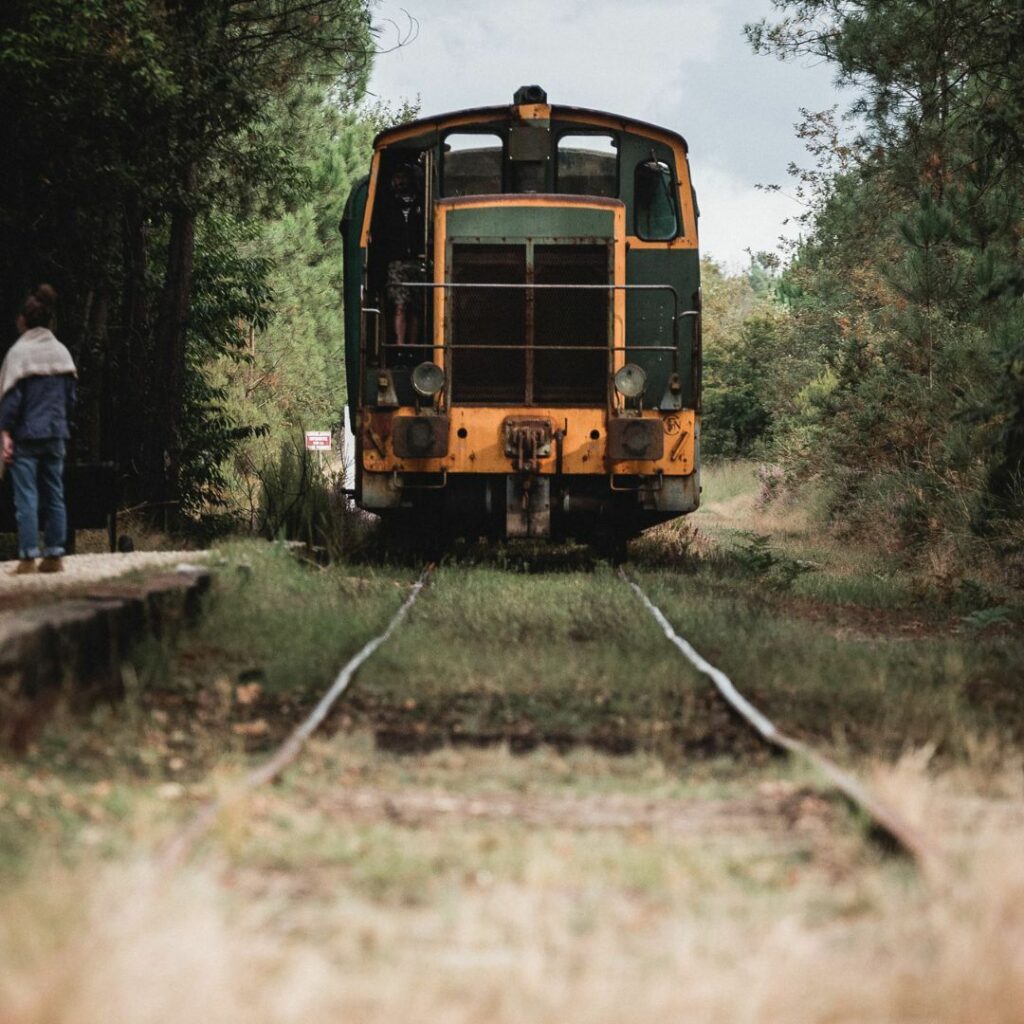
[
  {"x1": 399, "y1": 280, "x2": 688, "y2": 342},
  {"x1": 366, "y1": 280, "x2": 700, "y2": 411},
  {"x1": 402, "y1": 280, "x2": 680, "y2": 296},
  {"x1": 379, "y1": 342, "x2": 677, "y2": 352},
  {"x1": 373, "y1": 280, "x2": 697, "y2": 356}
]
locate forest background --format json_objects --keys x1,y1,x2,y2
[{"x1": 1, "y1": 0, "x2": 1022, "y2": 586}]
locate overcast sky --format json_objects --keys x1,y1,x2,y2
[{"x1": 367, "y1": 0, "x2": 850, "y2": 270}]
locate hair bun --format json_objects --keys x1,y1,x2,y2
[
  {"x1": 34, "y1": 283, "x2": 57, "y2": 308},
  {"x1": 20, "y1": 283, "x2": 58, "y2": 329}
]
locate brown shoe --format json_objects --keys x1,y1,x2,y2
[
  {"x1": 38, "y1": 556, "x2": 64, "y2": 574},
  {"x1": 12, "y1": 559, "x2": 36, "y2": 575}
]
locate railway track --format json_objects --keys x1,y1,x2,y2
[
  {"x1": 12, "y1": 554, "x2": 949, "y2": 1024},
  {"x1": 158, "y1": 565, "x2": 434, "y2": 869},
  {"x1": 619, "y1": 570, "x2": 935, "y2": 868},
  {"x1": 159, "y1": 560, "x2": 937, "y2": 873}
]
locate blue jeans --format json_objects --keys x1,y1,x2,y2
[{"x1": 9, "y1": 438, "x2": 67, "y2": 559}]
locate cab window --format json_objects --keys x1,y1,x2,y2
[
  {"x1": 557, "y1": 133, "x2": 617, "y2": 197},
  {"x1": 442, "y1": 132, "x2": 504, "y2": 197},
  {"x1": 634, "y1": 159, "x2": 679, "y2": 239}
]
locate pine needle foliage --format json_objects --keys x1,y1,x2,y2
[{"x1": 725, "y1": 0, "x2": 1024, "y2": 583}]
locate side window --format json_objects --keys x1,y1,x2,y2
[
  {"x1": 634, "y1": 159, "x2": 679, "y2": 240},
  {"x1": 557, "y1": 134, "x2": 617, "y2": 197},
  {"x1": 442, "y1": 132, "x2": 503, "y2": 197}
]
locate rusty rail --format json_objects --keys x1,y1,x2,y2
[
  {"x1": 620, "y1": 570, "x2": 939, "y2": 870},
  {"x1": 158, "y1": 565, "x2": 434, "y2": 870}
]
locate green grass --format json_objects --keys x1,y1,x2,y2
[
  {"x1": 632, "y1": 567, "x2": 1024, "y2": 759},
  {"x1": 4, "y1": 503, "x2": 1023, "y2": 884},
  {"x1": 4, "y1": 506, "x2": 1024, "y2": 1024},
  {"x1": 190, "y1": 540, "x2": 417, "y2": 694},
  {"x1": 350, "y1": 565, "x2": 751, "y2": 759},
  {"x1": 185, "y1": 533, "x2": 1024, "y2": 764},
  {"x1": 0, "y1": 542, "x2": 420, "y2": 876},
  {"x1": 789, "y1": 563, "x2": 918, "y2": 609},
  {"x1": 334, "y1": 556, "x2": 1024, "y2": 762}
]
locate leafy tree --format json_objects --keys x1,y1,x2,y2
[
  {"x1": 700, "y1": 259, "x2": 773, "y2": 458},
  {"x1": 0, "y1": 0, "x2": 375, "y2": 520},
  {"x1": 741, "y1": 0, "x2": 1024, "y2": 569},
  {"x1": 212, "y1": 98, "x2": 416, "y2": 524}
]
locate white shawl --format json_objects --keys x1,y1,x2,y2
[{"x1": 0, "y1": 327, "x2": 77, "y2": 398}]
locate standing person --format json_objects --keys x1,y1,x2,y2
[
  {"x1": 380, "y1": 163, "x2": 425, "y2": 346},
  {"x1": 0, "y1": 285, "x2": 77, "y2": 574}
]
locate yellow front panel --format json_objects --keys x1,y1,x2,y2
[{"x1": 362, "y1": 408, "x2": 696, "y2": 476}]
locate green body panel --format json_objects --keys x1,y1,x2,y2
[
  {"x1": 625, "y1": 248, "x2": 700, "y2": 409},
  {"x1": 615, "y1": 133, "x2": 676, "y2": 237},
  {"x1": 445, "y1": 204, "x2": 616, "y2": 240},
  {"x1": 340, "y1": 175, "x2": 369, "y2": 429}
]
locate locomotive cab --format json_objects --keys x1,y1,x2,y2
[{"x1": 341, "y1": 86, "x2": 701, "y2": 544}]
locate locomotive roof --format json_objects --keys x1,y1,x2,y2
[{"x1": 372, "y1": 102, "x2": 690, "y2": 154}]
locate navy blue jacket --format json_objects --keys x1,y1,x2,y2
[{"x1": 0, "y1": 374, "x2": 76, "y2": 441}]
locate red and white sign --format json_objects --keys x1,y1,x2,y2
[{"x1": 304, "y1": 431, "x2": 332, "y2": 451}]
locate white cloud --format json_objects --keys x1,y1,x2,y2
[
  {"x1": 694, "y1": 163, "x2": 802, "y2": 271},
  {"x1": 370, "y1": 0, "x2": 724, "y2": 123},
  {"x1": 367, "y1": 0, "x2": 843, "y2": 271}
]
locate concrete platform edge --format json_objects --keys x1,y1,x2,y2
[{"x1": 0, "y1": 568, "x2": 211, "y2": 753}]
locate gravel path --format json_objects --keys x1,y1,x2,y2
[{"x1": 0, "y1": 551, "x2": 208, "y2": 607}]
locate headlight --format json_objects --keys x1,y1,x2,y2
[
  {"x1": 406, "y1": 418, "x2": 435, "y2": 453},
  {"x1": 412, "y1": 361, "x2": 445, "y2": 398},
  {"x1": 613, "y1": 363, "x2": 647, "y2": 399},
  {"x1": 393, "y1": 415, "x2": 451, "y2": 459}
]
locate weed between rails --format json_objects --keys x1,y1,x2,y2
[
  {"x1": 8, "y1": 456, "x2": 1019, "y2": 828},
  {"x1": 180, "y1": 539, "x2": 1024, "y2": 765},
  {"x1": 4, "y1": 465, "x2": 1022, "y2": 873},
  {"x1": 124, "y1": 503, "x2": 1024, "y2": 778}
]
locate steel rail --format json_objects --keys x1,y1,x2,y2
[
  {"x1": 158, "y1": 565, "x2": 433, "y2": 870},
  {"x1": 10, "y1": 567, "x2": 432, "y2": 1024},
  {"x1": 620, "y1": 570, "x2": 938, "y2": 869}
]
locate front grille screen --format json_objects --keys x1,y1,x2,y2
[
  {"x1": 450, "y1": 245, "x2": 526, "y2": 403},
  {"x1": 449, "y1": 242, "x2": 610, "y2": 405},
  {"x1": 534, "y1": 245, "x2": 608, "y2": 404}
]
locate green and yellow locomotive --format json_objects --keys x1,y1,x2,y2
[{"x1": 341, "y1": 86, "x2": 701, "y2": 547}]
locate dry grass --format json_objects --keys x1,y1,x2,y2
[
  {"x1": 3, "y1": 469, "x2": 1024, "y2": 1022},
  {"x1": 697, "y1": 461, "x2": 882, "y2": 578},
  {"x1": 2, "y1": 751, "x2": 1024, "y2": 1024},
  {"x1": 697, "y1": 461, "x2": 1024, "y2": 612}
]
